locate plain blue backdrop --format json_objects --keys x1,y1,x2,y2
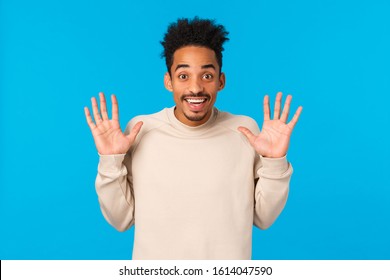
[{"x1": 1, "y1": 0, "x2": 389, "y2": 259}]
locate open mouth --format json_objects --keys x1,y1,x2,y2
[
  {"x1": 184, "y1": 97, "x2": 208, "y2": 111},
  {"x1": 185, "y1": 98, "x2": 207, "y2": 105}
]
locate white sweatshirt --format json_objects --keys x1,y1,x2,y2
[{"x1": 95, "y1": 107, "x2": 292, "y2": 259}]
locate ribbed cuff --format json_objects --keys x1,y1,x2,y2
[
  {"x1": 259, "y1": 155, "x2": 289, "y2": 175},
  {"x1": 98, "y1": 153, "x2": 126, "y2": 171}
]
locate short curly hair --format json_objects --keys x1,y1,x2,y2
[{"x1": 161, "y1": 17, "x2": 229, "y2": 75}]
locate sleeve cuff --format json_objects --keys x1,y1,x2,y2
[
  {"x1": 259, "y1": 155, "x2": 289, "y2": 175},
  {"x1": 98, "y1": 153, "x2": 126, "y2": 171}
]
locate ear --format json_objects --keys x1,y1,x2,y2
[
  {"x1": 164, "y1": 72, "x2": 173, "y2": 92},
  {"x1": 218, "y1": 72, "x2": 226, "y2": 90}
]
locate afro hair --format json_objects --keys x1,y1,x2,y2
[{"x1": 161, "y1": 17, "x2": 229, "y2": 74}]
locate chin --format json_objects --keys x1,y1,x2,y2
[{"x1": 184, "y1": 110, "x2": 210, "y2": 122}]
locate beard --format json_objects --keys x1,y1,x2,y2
[
  {"x1": 183, "y1": 111, "x2": 208, "y2": 122},
  {"x1": 174, "y1": 92, "x2": 213, "y2": 125},
  {"x1": 182, "y1": 93, "x2": 211, "y2": 123}
]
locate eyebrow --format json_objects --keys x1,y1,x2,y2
[
  {"x1": 174, "y1": 63, "x2": 216, "y2": 72},
  {"x1": 202, "y1": 64, "x2": 216, "y2": 70}
]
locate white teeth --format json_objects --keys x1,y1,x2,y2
[{"x1": 186, "y1": 98, "x2": 206, "y2": 104}]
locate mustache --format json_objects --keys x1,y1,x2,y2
[{"x1": 181, "y1": 93, "x2": 211, "y2": 101}]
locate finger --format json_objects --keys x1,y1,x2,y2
[
  {"x1": 280, "y1": 95, "x2": 292, "y2": 123},
  {"x1": 91, "y1": 96, "x2": 102, "y2": 123},
  {"x1": 126, "y1": 121, "x2": 144, "y2": 144},
  {"x1": 99, "y1": 92, "x2": 109, "y2": 121},
  {"x1": 287, "y1": 106, "x2": 303, "y2": 130},
  {"x1": 273, "y1": 92, "x2": 282, "y2": 120},
  {"x1": 111, "y1": 94, "x2": 119, "y2": 121},
  {"x1": 263, "y1": 95, "x2": 270, "y2": 121},
  {"x1": 237, "y1": 126, "x2": 256, "y2": 146},
  {"x1": 84, "y1": 107, "x2": 96, "y2": 130}
]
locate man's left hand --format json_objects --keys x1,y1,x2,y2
[{"x1": 238, "y1": 92, "x2": 303, "y2": 158}]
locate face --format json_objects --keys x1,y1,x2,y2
[{"x1": 164, "y1": 46, "x2": 225, "y2": 127}]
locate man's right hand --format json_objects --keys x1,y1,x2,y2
[{"x1": 84, "y1": 92, "x2": 143, "y2": 155}]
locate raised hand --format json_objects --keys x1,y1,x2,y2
[
  {"x1": 84, "y1": 92, "x2": 143, "y2": 155},
  {"x1": 238, "y1": 92, "x2": 302, "y2": 158}
]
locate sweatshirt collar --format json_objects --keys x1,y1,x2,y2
[{"x1": 167, "y1": 106, "x2": 218, "y2": 134}]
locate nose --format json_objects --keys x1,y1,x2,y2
[{"x1": 188, "y1": 78, "x2": 204, "y2": 94}]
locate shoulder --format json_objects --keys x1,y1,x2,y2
[
  {"x1": 216, "y1": 110, "x2": 261, "y2": 134},
  {"x1": 124, "y1": 108, "x2": 170, "y2": 135}
]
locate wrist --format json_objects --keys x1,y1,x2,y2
[{"x1": 259, "y1": 155, "x2": 290, "y2": 175}]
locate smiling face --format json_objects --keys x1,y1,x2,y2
[{"x1": 164, "y1": 46, "x2": 225, "y2": 126}]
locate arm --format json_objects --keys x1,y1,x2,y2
[
  {"x1": 238, "y1": 92, "x2": 302, "y2": 229},
  {"x1": 253, "y1": 155, "x2": 292, "y2": 229},
  {"x1": 84, "y1": 92, "x2": 143, "y2": 231},
  {"x1": 95, "y1": 153, "x2": 134, "y2": 231}
]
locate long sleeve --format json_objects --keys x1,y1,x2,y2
[
  {"x1": 92, "y1": 107, "x2": 295, "y2": 259},
  {"x1": 95, "y1": 153, "x2": 135, "y2": 232},
  {"x1": 253, "y1": 155, "x2": 292, "y2": 229}
]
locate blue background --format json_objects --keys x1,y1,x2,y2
[{"x1": 1, "y1": 0, "x2": 389, "y2": 259}]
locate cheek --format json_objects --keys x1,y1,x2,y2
[
  {"x1": 172, "y1": 82, "x2": 184, "y2": 94},
  {"x1": 172, "y1": 90, "x2": 183, "y2": 103},
  {"x1": 172, "y1": 84, "x2": 185, "y2": 97},
  {"x1": 207, "y1": 84, "x2": 220, "y2": 95}
]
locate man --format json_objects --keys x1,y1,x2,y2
[{"x1": 84, "y1": 17, "x2": 302, "y2": 260}]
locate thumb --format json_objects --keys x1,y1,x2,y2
[
  {"x1": 238, "y1": 126, "x2": 256, "y2": 146},
  {"x1": 126, "y1": 121, "x2": 143, "y2": 144}
]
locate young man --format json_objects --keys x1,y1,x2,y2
[{"x1": 84, "y1": 17, "x2": 302, "y2": 260}]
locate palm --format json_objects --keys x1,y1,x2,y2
[
  {"x1": 239, "y1": 92, "x2": 302, "y2": 158},
  {"x1": 253, "y1": 119, "x2": 292, "y2": 158},
  {"x1": 84, "y1": 93, "x2": 143, "y2": 155},
  {"x1": 91, "y1": 119, "x2": 132, "y2": 155}
]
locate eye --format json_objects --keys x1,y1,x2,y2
[
  {"x1": 178, "y1": 74, "x2": 188, "y2": 80},
  {"x1": 203, "y1": 73, "x2": 213, "y2": 80}
]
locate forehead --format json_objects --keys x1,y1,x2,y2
[{"x1": 172, "y1": 46, "x2": 218, "y2": 69}]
